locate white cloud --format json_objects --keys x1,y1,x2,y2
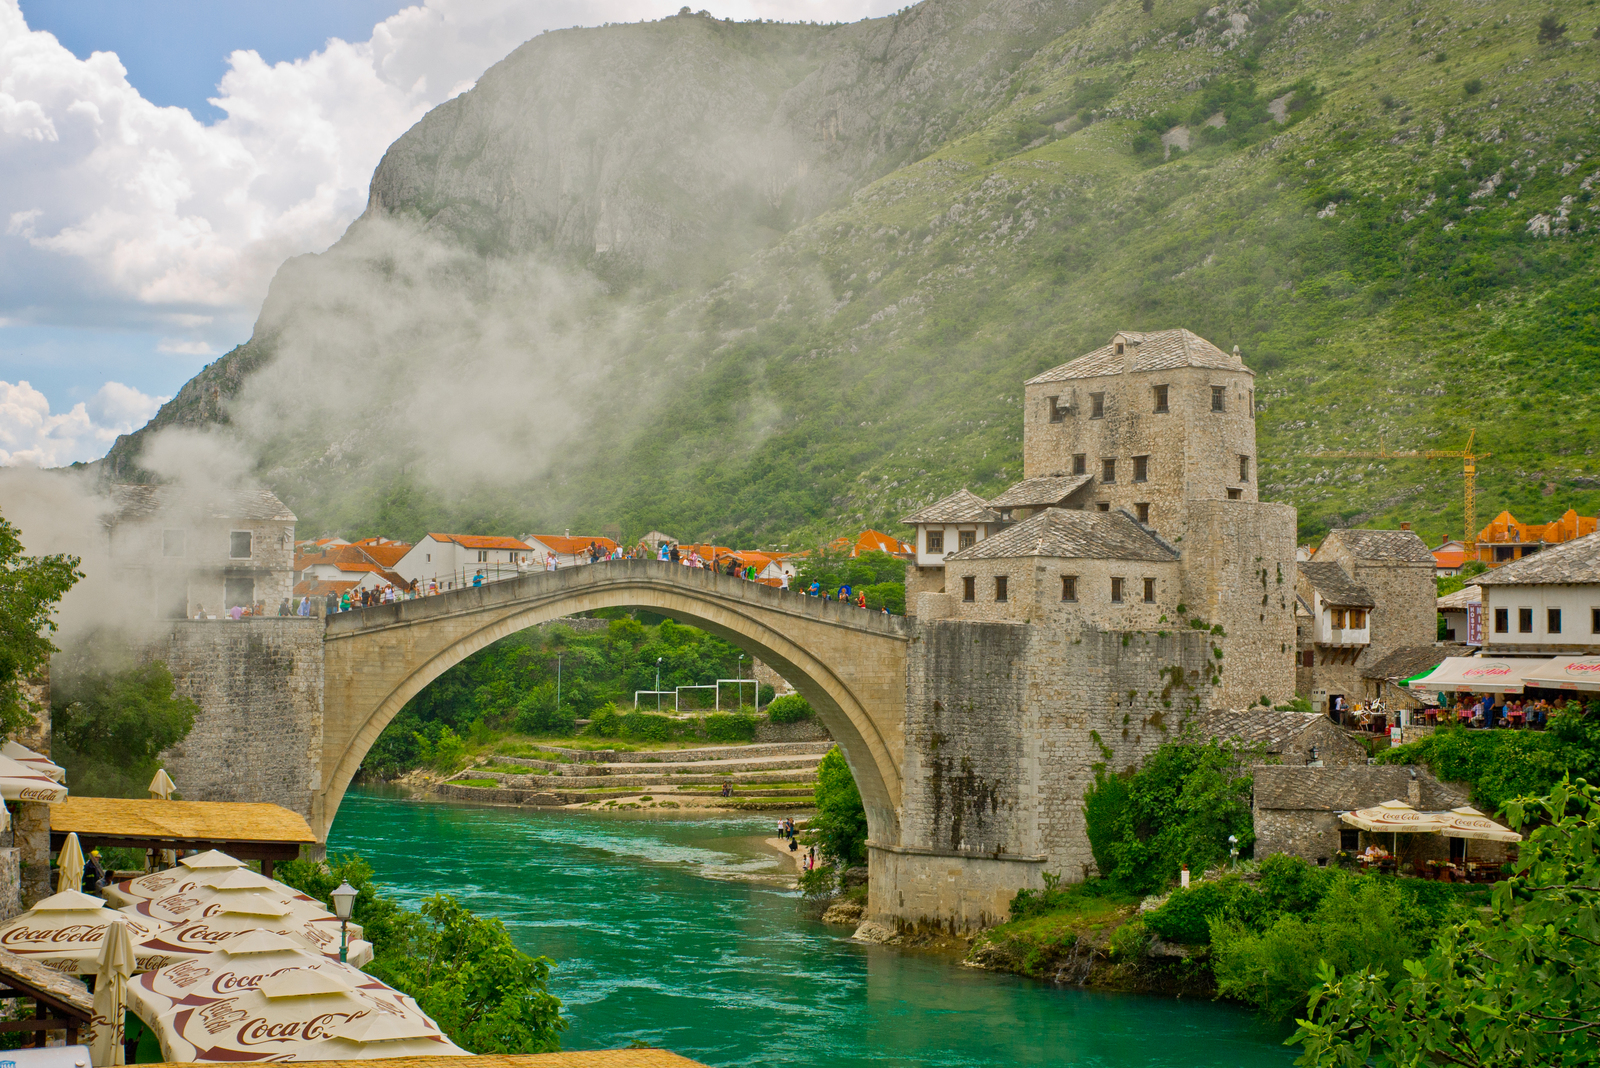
[
  {"x1": 0, "y1": 379, "x2": 167, "y2": 466},
  {"x1": 156, "y1": 338, "x2": 219, "y2": 356}
]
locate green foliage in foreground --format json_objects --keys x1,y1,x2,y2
[
  {"x1": 51, "y1": 654, "x2": 197, "y2": 797},
  {"x1": 1294, "y1": 780, "x2": 1600, "y2": 1067},
  {"x1": 1083, "y1": 741, "x2": 1256, "y2": 893},
  {"x1": 278, "y1": 854, "x2": 566, "y2": 1054},
  {"x1": 808, "y1": 747, "x2": 868, "y2": 866},
  {"x1": 1376, "y1": 706, "x2": 1600, "y2": 814},
  {"x1": 0, "y1": 515, "x2": 80, "y2": 737},
  {"x1": 766, "y1": 694, "x2": 814, "y2": 724}
]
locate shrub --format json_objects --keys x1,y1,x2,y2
[
  {"x1": 1107, "y1": 918, "x2": 1150, "y2": 960},
  {"x1": 767, "y1": 694, "x2": 814, "y2": 724},
  {"x1": 586, "y1": 705, "x2": 621, "y2": 737},
  {"x1": 757, "y1": 683, "x2": 775, "y2": 706},
  {"x1": 704, "y1": 710, "x2": 757, "y2": 742},
  {"x1": 1144, "y1": 877, "x2": 1255, "y2": 944},
  {"x1": 1009, "y1": 872, "x2": 1121, "y2": 922},
  {"x1": 620, "y1": 711, "x2": 676, "y2": 742},
  {"x1": 415, "y1": 725, "x2": 467, "y2": 772},
  {"x1": 808, "y1": 748, "x2": 868, "y2": 865}
]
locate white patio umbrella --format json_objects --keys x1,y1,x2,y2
[
  {"x1": 1432, "y1": 805, "x2": 1522, "y2": 865},
  {"x1": 0, "y1": 753, "x2": 68, "y2": 802},
  {"x1": 148, "y1": 769, "x2": 178, "y2": 800},
  {"x1": 0, "y1": 890, "x2": 166, "y2": 974},
  {"x1": 142, "y1": 963, "x2": 465, "y2": 1062},
  {"x1": 1, "y1": 740, "x2": 66, "y2": 782},
  {"x1": 104, "y1": 850, "x2": 245, "y2": 908},
  {"x1": 1341, "y1": 799, "x2": 1446, "y2": 856},
  {"x1": 57, "y1": 831, "x2": 85, "y2": 895},
  {"x1": 129, "y1": 930, "x2": 386, "y2": 1019},
  {"x1": 130, "y1": 897, "x2": 373, "y2": 970},
  {"x1": 89, "y1": 915, "x2": 138, "y2": 1065}
]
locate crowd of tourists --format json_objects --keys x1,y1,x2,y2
[{"x1": 1433, "y1": 693, "x2": 1556, "y2": 729}]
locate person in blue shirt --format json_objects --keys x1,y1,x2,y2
[{"x1": 472, "y1": 572, "x2": 483, "y2": 588}]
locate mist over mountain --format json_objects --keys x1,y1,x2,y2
[{"x1": 102, "y1": 0, "x2": 1600, "y2": 547}]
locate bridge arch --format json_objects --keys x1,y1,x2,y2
[{"x1": 318, "y1": 561, "x2": 910, "y2": 851}]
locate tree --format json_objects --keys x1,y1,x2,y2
[
  {"x1": 1537, "y1": 14, "x2": 1568, "y2": 44},
  {"x1": 52, "y1": 659, "x2": 198, "y2": 796},
  {"x1": 808, "y1": 747, "x2": 868, "y2": 866},
  {"x1": 0, "y1": 515, "x2": 81, "y2": 736},
  {"x1": 1293, "y1": 779, "x2": 1600, "y2": 1067}
]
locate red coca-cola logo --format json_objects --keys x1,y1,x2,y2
[
  {"x1": 236, "y1": 1010, "x2": 365, "y2": 1045},
  {"x1": 1565, "y1": 662, "x2": 1600, "y2": 675},
  {"x1": 1462, "y1": 665, "x2": 1511, "y2": 678},
  {"x1": 1, "y1": 923, "x2": 105, "y2": 946}
]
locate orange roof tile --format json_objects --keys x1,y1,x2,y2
[
  {"x1": 1434, "y1": 551, "x2": 1466, "y2": 569},
  {"x1": 429, "y1": 533, "x2": 534, "y2": 551},
  {"x1": 293, "y1": 579, "x2": 359, "y2": 597},
  {"x1": 527, "y1": 535, "x2": 619, "y2": 555},
  {"x1": 355, "y1": 543, "x2": 411, "y2": 567}
]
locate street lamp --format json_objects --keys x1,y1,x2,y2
[
  {"x1": 656, "y1": 657, "x2": 664, "y2": 712},
  {"x1": 1228, "y1": 834, "x2": 1240, "y2": 870},
  {"x1": 331, "y1": 879, "x2": 356, "y2": 963},
  {"x1": 556, "y1": 653, "x2": 562, "y2": 717}
]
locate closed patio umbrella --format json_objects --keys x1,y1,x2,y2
[
  {"x1": 148, "y1": 769, "x2": 177, "y2": 800},
  {"x1": 57, "y1": 832, "x2": 85, "y2": 895},
  {"x1": 0, "y1": 891, "x2": 166, "y2": 974},
  {"x1": 89, "y1": 915, "x2": 138, "y2": 1065}
]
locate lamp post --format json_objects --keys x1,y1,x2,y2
[
  {"x1": 656, "y1": 657, "x2": 664, "y2": 713},
  {"x1": 1228, "y1": 834, "x2": 1239, "y2": 870},
  {"x1": 331, "y1": 879, "x2": 356, "y2": 964},
  {"x1": 556, "y1": 653, "x2": 562, "y2": 717}
]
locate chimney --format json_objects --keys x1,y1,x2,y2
[
  {"x1": 1407, "y1": 767, "x2": 1421, "y2": 806},
  {"x1": 1232, "y1": 344, "x2": 1244, "y2": 368},
  {"x1": 1400, "y1": 522, "x2": 1411, "y2": 531}
]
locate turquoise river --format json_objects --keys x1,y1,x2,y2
[{"x1": 329, "y1": 789, "x2": 1296, "y2": 1068}]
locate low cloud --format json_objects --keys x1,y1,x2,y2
[{"x1": 0, "y1": 379, "x2": 166, "y2": 466}]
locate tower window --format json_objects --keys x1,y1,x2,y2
[
  {"x1": 229, "y1": 531, "x2": 253, "y2": 559},
  {"x1": 1111, "y1": 577, "x2": 1125, "y2": 603},
  {"x1": 1102, "y1": 458, "x2": 1116, "y2": 483},
  {"x1": 1239, "y1": 455, "x2": 1250, "y2": 482},
  {"x1": 1048, "y1": 395, "x2": 1067, "y2": 423},
  {"x1": 1072, "y1": 453, "x2": 1087, "y2": 475},
  {"x1": 926, "y1": 530, "x2": 944, "y2": 553},
  {"x1": 1062, "y1": 575, "x2": 1078, "y2": 602},
  {"x1": 1227, "y1": 488, "x2": 1243, "y2": 500},
  {"x1": 1211, "y1": 385, "x2": 1226, "y2": 412},
  {"x1": 995, "y1": 576, "x2": 1008, "y2": 602},
  {"x1": 1143, "y1": 578, "x2": 1156, "y2": 603},
  {"x1": 962, "y1": 576, "x2": 976, "y2": 602},
  {"x1": 1090, "y1": 393, "x2": 1105, "y2": 418},
  {"x1": 1136, "y1": 502, "x2": 1150, "y2": 523},
  {"x1": 1153, "y1": 384, "x2": 1169, "y2": 413},
  {"x1": 1133, "y1": 455, "x2": 1148, "y2": 482},
  {"x1": 1592, "y1": 607, "x2": 1600, "y2": 634}
]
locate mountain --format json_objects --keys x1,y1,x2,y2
[{"x1": 104, "y1": 0, "x2": 1600, "y2": 549}]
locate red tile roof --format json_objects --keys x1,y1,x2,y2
[
  {"x1": 1433, "y1": 551, "x2": 1466, "y2": 569},
  {"x1": 429, "y1": 533, "x2": 534, "y2": 551},
  {"x1": 293, "y1": 579, "x2": 359, "y2": 597},
  {"x1": 527, "y1": 535, "x2": 619, "y2": 556},
  {"x1": 353, "y1": 541, "x2": 411, "y2": 567}
]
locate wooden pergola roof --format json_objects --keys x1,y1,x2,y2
[
  {"x1": 147, "y1": 1052, "x2": 711, "y2": 1068},
  {"x1": 0, "y1": 948, "x2": 93, "y2": 1047},
  {"x1": 49, "y1": 797, "x2": 316, "y2": 862}
]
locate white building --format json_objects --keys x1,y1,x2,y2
[
  {"x1": 1472, "y1": 532, "x2": 1600, "y2": 655},
  {"x1": 523, "y1": 534, "x2": 620, "y2": 568},
  {"x1": 1437, "y1": 585, "x2": 1481, "y2": 644},
  {"x1": 391, "y1": 533, "x2": 534, "y2": 590}
]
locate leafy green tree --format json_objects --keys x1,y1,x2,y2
[
  {"x1": 52, "y1": 658, "x2": 197, "y2": 797},
  {"x1": 808, "y1": 747, "x2": 868, "y2": 866},
  {"x1": 1537, "y1": 14, "x2": 1568, "y2": 44},
  {"x1": 793, "y1": 549, "x2": 906, "y2": 606},
  {"x1": 1294, "y1": 779, "x2": 1600, "y2": 1067},
  {"x1": 766, "y1": 694, "x2": 813, "y2": 723},
  {"x1": 0, "y1": 515, "x2": 81, "y2": 736}
]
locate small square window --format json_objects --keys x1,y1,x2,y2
[
  {"x1": 1339, "y1": 828, "x2": 1359, "y2": 852},
  {"x1": 1227, "y1": 488, "x2": 1243, "y2": 500},
  {"x1": 1133, "y1": 455, "x2": 1148, "y2": 482},
  {"x1": 1102, "y1": 458, "x2": 1116, "y2": 483},
  {"x1": 1211, "y1": 385, "x2": 1226, "y2": 412},
  {"x1": 162, "y1": 529, "x2": 186, "y2": 557},
  {"x1": 1239, "y1": 455, "x2": 1250, "y2": 482},
  {"x1": 1135, "y1": 502, "x2": 1150, "y2": 523},
  {"x1": 1350, "y1": 609, "x2": 1366, "y2": 628},
  {"x1": 1114, "y1": 341, "x2": 1125, "y2": 355},
  {"x1": 958, "y1": 530, "x2": 976, "y2": 551},
  {"x1": 1518, "y1": 608, "x2": 1534, "y2": 634},
  {"x1": 1142, "y1": 578, "x2": 1156, "y2": 604},
  {"x1": 1494, "y1": 607, "x2": 1509, "y2": 633},
  {"x1": 1096, "y1": 502, "x2": 1111, "y2": 512},
  {"x1": 995, "y1": 576, "x2": 1008, "y2": 602},
  {"x1": 927, "y1": 530, "x2": 944, "y2": 553},
  {"x1": 1153, "y1": 385, "x2": 1169, "y2": 413},
  {"x1": 1110, "y1": 577, "x2": 1125, "y2": 603},
  {"x1": 1062, "y1": 575, "x2": 1078, "y2": 602},
  {"x1": 1072, "y1": 453, "x2": 1087, "y2": 475},
  {"x1": 1048, "y1": 395, "x2": 1066, "y2": 423},
  {"x1": 962, "y1": 576, "x2": 976, "y2": 602},
  {"x1": 229, "y1": 531, "x2": 253, "y2": 559},
  {"x1": 1090, "y1": 393, "x2": 1105, "y2": 418},
  {"x1": 1548, "y1": 607, "x2": 1562, "y2": 634},
  {"x1": 1333, "y1": 608, "x2": 1346, "y2": 629}
]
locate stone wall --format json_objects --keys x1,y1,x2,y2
[
  {"x1": 0, "y1": 848, "x2": 19, "y2": 921},
  {"x1": 14, "y1": 801, "x2": 50, "y2": 907},
  {"x1": 15, "y1": 670, "x2": 50, "y2": 754},
  {"x1": 902, "y1": 565, "x2": 946, "y2": 616},
  {"x1": 939, "y1": 555, "x2": 1182, "y2": 627},
  {"x1": 142, "y1": 619, "x2": 325, "y2": 820}
]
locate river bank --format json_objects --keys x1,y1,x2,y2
[{"x1": 330, "y1": 789, "x2": 1294, "y2": 1066}]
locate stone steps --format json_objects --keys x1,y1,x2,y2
[{"x1": 464, "y1": 766, "x2": 818, "y2": 790}]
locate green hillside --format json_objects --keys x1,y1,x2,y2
[{"x1": 106, "y1": 0, "x2": 1600, "y2": 549}]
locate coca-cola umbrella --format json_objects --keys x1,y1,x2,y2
[
  {"x1": 132, "y1": 897, "x2": 374, "y2": 970},
  {"x1": 0, "y1": 890, "x2": 166, "y2": 974},
  {"x1": 1, "y1": 740, "x2": 65, "y2": 783},
  {"x1": 0, "y1": 752, "x2": 68, "y2": 802},
  {"x1": 1340, "y1": 798, "x2": 1446, "y2": 857},
  {"x1": 121, "y1": 873, "x2": 365, "y2": 942},
  {"x1": 128, "y1": 930, "x2": 390, "y2": 1020},
  {"x1": 141, "y1": 961, "x2": 466, "y2": 1062},
  {"x1": 104, "y1": 849, "x2": 244, "y2": 908}
]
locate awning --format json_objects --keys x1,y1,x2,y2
[
  {"x1": 1519, "y1": 656, "x2": 1600, "y2": 692},
  {"x1": 1339, "y1": 799, "x2": 1446, "y2": 834},
  {"x1": 1405, "y1": 656, "x2": 1553, "y2": 694},
  {"x1": 1433, "y1": 806, "x2": 1522, "y2": 842},
  {"x1": 0, "y1": 754, "x2": 68, "y2": 802}
]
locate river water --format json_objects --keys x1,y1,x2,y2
[{"x1": 330, "y1": 789, "x2": 1294, "y2": 1067}]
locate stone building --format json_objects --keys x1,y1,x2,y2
[
  {"x1": 1251, "y1": 764, "x2": 1514, "y2": 870},
  {"x1": 890, "y1": 329, "x2": 1299, "y2": 888},
  {"x1": 1189, "y1": 708, "x2": 1367, "y2": 767},
  {"x1": 106, "y1": 484, "x2": 297, "y2": 617}
]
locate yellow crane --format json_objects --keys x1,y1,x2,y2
[{"x1": 1315, "y1": 429, "x2": 1490, "y2": 547}]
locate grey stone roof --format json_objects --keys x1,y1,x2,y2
[
  {"x1": 1362, "y1": 643, "x2": 1471, "y2": 682},
  {"x1": 943, "y1": 507, "x2": 1177, "y2": 563},
  {"x1": 0, "y1": 949, "x2": 93, "y2": 1016},
  {"x1": 1253, "y1": 765, "x2": 1470, "y2": 812},
  {"x1": 109, "y1": 483, "x2": 296, "y2": 523},
  {"x1": 1322, "y1": 527, "x2": 1436, "y2": 564},
  {"x1": 1189, "y1": 709, "x2": 1327, "y2": 752},
  {"x1": 1472, "y1": 531, "x2": 1600, "y2": 586},
  {"x1": 1299, "y1": 561, "x2": 1376, "y2": 608},
  {"x1": 987, "y1": 474, "x2": 1094, "y2": 510},
  {"x1": 1025, "y1": 329, "x2": 1241, "y2": 384},
  {"x1": 901, "y1": 488, "x2": 999, "y2": 525},
  {"x1": 1436, "y1": 586, "x2": 1481, "y2": 610}
]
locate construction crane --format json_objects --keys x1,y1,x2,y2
[{"x1": 1315, "y1": 429, "x2": 1490, "y2": 547}]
